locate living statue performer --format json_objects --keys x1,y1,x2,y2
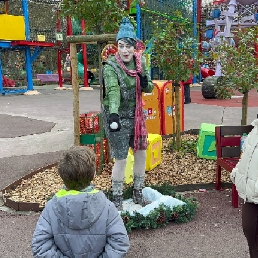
[{"x1": 101, "y1": 17, "x2": 154, "y2": 210}]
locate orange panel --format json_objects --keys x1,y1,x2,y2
[
  {"x1": 142, "y1": 82, "x2": 160, "y2": 101},
  {"x1": 142, "y1": 83, "x2": 162, "y2": 134},
  {"x1": 154, "y1": 80, "x2": 184, "y2": 135},
  {"x1": 143, "y1": 98, "x2": 161, "y2": 134}
]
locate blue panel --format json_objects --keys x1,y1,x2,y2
[
  {"x1": 22, "y1": 0, "x2": 30, "y2": 40},
  {"x1": 0, "y1": 41, "x2": 11, "y2": 48},
  {"x1": 0, "y1": 58, "x2": 3, "y2": 94},
  {"x1": 1, "y1": 88, "x2": 27, "y2": 95},
  {"x1": 25, "y1": 47, "x2": 33, "y2": 91},
  {"x1": 136, "y1": 4, "x2": 141, "y2": 39}
]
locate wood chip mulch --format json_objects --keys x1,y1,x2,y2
[{"x1": 3, "y1": 134, "x2": 230, "y2": 208}]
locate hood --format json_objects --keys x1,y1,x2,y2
[
  {"x1": 251, "y1": 119, "x2": 258, "y2": 128},
  {"x1": 53, "y1": 189, "x2": 106, "y2": 230}
]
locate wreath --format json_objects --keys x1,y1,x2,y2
[{"x1": 105, "y1": 183, "x2": 198, "y2": 232}]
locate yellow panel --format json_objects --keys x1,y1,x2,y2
[
  {"x1": 37, "y1": 35, "x2": 46, "y2": 42},
  {"x1": 129, "y1": 134, "x2": 162, "y2": 172},
  {"x1": 145, "y1": 134, "x2": 162, "y2": 171},
  {"x1": 124, "y1": 151, "x2": 134, "y2": 184},
  {"x1": 0, "y1": 14, "x2": 25, "y2": 40}
]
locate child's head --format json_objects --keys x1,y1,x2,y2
[{"x1": 58, "y1": 146, "x2": 96, "y2": 191}]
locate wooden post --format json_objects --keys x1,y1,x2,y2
[
  {"x1": 67, "y1": 34, "x2": 116, "y2": 44},
  {"x1": 70, "y1": 43, "x2": 80, "y2": 146},
  {"x1": 67, "y1": 34, "x2": 116, "y2": 172}
]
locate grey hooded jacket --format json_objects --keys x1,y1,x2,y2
[{"x1": 32, "y1": 189, "x2": 129, "y2": 258}]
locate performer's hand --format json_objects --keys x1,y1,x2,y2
[
  {"x1": 109, "y1": 113, "x2": 121, "y2": 132},
  {"x1": 137, "y1": 73, "x2": 148, "y2": 88}
]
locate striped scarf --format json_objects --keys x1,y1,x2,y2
[{"x1": 115, "y1": 52, "x2": 147, "y2": 151}]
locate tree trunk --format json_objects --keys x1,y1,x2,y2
[
  {"x1": 175, "y1": 84, "x2": 181, "y2": 149},
  {"x1": 241, "y1": 91, "x2": 249, "y2": 125},
  {"x1": 70, "y1": 43, "x2": 80, "y2": 146},
  {"x1": 171, "y1": 84, "x2": 176, "y2": 150}
]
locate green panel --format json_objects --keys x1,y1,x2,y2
[
  {"x1": 201, "y1": 134, "x2": 216, "y2": 159},
  {"x1": 197, "y1": 131, "x2": 217, "y2": 160},
  {"x1": 130, "y1": 0, "x2": 136, "y2": 14},
  {"x1": 80, "y1": 134, "x2": 96, "y2": 145},
  {"x1": 199, "y1": 123, "x2": 217, "y2": 134}
]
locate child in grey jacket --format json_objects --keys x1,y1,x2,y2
[{"x1": 32, "y1": 146, "x2": 129, "y2": 258}]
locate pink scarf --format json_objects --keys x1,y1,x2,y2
[{"x1": 115, "y1": 52, "x2": 148, "y2": 151}]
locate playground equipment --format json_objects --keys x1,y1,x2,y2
[
  {"x1": 136, "y1": 0, "x2": 194, "y2": 42},
  {"x1": 56, "y1": 17, "x2": 93, "y2": 89},
  {"x1": 134, "y1": 0, "x2": 200, "y2": 81},
  {"x1": 203, "y1": 0, "x2": 258, "y2": 76},
  {"x1": 77, "y1": 50, "x2": 96, "y2": 85},
  {"x1": 56, "y1": 0, "x2": 198, "y2": 87},
  {"x1": 0, "y1": 0, "x2": 54, "y2": 95}
]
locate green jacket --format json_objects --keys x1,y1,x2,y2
[{"x1": 103, "y1": 55, "x2": 154, "y2": 114}]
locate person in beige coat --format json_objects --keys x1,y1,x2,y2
[{"x1": 230, "y1": 119, "x2": 258, "y2": 258}]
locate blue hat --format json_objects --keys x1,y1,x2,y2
[{"x1": 116, "y1": 17, "x2": 136, "y2": 42}]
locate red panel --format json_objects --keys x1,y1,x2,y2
[
  {"x1": 217, "y1": 157, "x2": 239, "y2": 172},
  {"x1": 11, "y1": 40, "x2": 55, "y2": 47},
  {"x1": 221, "y1": 136, "x2": 240, "y2": 147}
]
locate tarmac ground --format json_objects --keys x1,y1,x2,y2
[{"x1": 0, "y1": 84, "x2": 257, "y2": 257}]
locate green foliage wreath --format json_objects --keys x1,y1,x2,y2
[{"x1": 107, "y1": 183, "x2": 198, "y2": 232}]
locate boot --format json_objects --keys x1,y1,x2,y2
[
  {"x1": 112, "y1": 180, "x2": 124, "y2": 211},
  {"x1": 133, "y1": 175, "x2": 150, "y2": 207},
  {"x1": 112, "y1": 195, "x2": 123, "y2": 211}
]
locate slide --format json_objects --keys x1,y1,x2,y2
[{"x1": 77, "y1": 52, "x2": 95, "y2": 84}]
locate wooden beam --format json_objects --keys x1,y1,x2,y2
[
  {"x1": 70, "y1": 43, "x2": 80, "y2": 146},
  {"x1": 67, "y1": 34, "x2": 116, "y2": 44}
]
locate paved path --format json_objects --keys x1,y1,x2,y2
[
  {"x1": 0, "y1": 84, "x2": 257, "y2": 257},
  {"x1": 0, "y1": 85, "x2": 257, "y2": 160}
]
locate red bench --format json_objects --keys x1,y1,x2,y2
[{"x1": 215, "y1": 125, "x2": 253, "y2": 208}]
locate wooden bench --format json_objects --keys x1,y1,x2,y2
[{"x1": 215, "y1": 125, "x2": 253, "y2": 208}]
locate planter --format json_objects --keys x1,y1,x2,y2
[{"x1": 1, "y1": 163, "x2": 58, "y2": 212}]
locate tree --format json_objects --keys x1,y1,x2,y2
[
  {"x1": 152, "y1": 11, "x2": 200, "y2": 149},
  {"x1": 215, "y1": 27, "x2": 258, "y2": 125},
  {"x1": 60, "y1": 0, "x2": 129, "y2": 34}
]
